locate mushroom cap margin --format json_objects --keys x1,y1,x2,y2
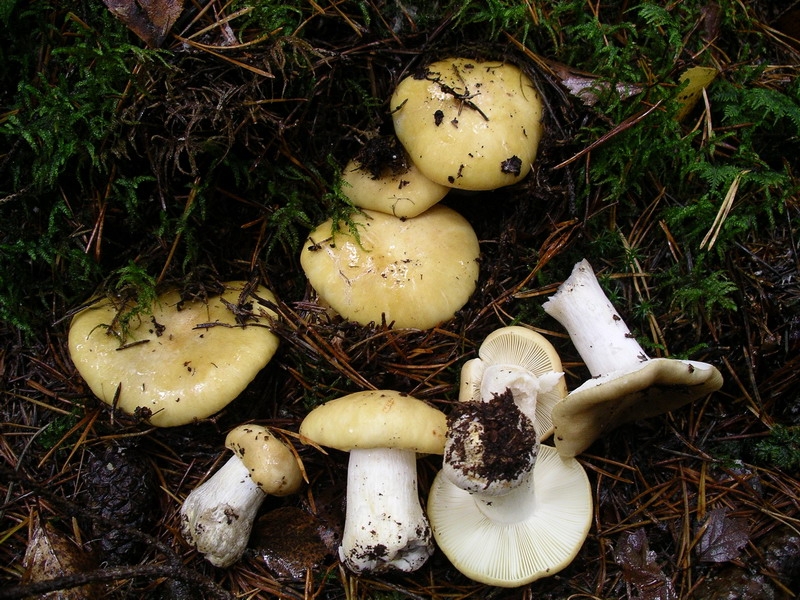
[{"x1": 552, "y1": 357, "x2": 724, "y2": 457}]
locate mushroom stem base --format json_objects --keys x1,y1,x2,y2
[
  {"x1": 340, "y1": 448, "x2": 433, "y2": 573},
  {"x1": 180, "y1": 455, "x2": 266, "y2": 567}
]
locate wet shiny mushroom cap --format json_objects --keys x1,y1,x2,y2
[
  {"x1": 391, "y1": 57, "x2": 544, "y2": 191},
  {"x1": 300, "y1": 205, "x2": 480, "y2": 330},
  {"x1": 68, "y1": 282, "x2": 280, "y2": 427}
]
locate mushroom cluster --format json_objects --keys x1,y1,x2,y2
[
  {"x1": 301, "y1": 57, "x2": 545, "y2": 331},
  {"x1": 428, "y1": 326, "x2": 593, "y2": 587}
]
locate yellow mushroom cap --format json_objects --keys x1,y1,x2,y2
[
  {"x1": 391, "y1": 58, "x2": 544, "y2": 190},
  {"x1": 341, "y1": 157, "x2": 450, "y2": 219},
  {"x1": 299, "y1": 390, "x2": 447, "y2": 455},
  {"x1": 68, "y1": 282, "x2": 280, "y2": 427},
  {"x1": 300, "y1": 205, "x2": 480, "y2": 330},
  {"x1": 225, "y1": 424, "x2": 303, "y2": 496}
]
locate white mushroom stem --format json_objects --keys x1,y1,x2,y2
[
  {"x1": 340, "y1": 448, "x2": 433, "y2": 573},
  {"x1": 180, "y1": 455, "x2": 265, "y2": 568},
  {"x1": 479, "y1": 364, "x2": 563, "y2": 425},
  {"x1": 471, "y1": 468, "x2": 540, "y2": 524},
  {"x1": 542, "y1": 259, "x2": 648, "y2": 376}
]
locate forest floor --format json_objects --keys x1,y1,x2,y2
[{"x1": 1, "y1": 1, "x2": 799, "y2": 599}]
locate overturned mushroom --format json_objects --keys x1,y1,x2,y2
[
  {"x1": 428, "y1": 444, "x2": 592, "y2": 587},
  {"x1": 180, "y1": 424, "x2": 303, "y2": 567},
  {"x1": 299, "y1": 390, "x2": 447, "y2": 574},
  {"x1": 68, "y1": 282, "x2": 280, "y2": 427},
  {"x1": 543, "y1": 259, "x2": 724, "y2": 457},
  {"x1": 444, "y1": 326, "x2": 566, "y2": 495}
]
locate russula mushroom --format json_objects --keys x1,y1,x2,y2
[
  {"x1": 427, "y1": 444, "x2": 592, "y2": 587},
  {"x1": 458, "y1": 326, "x2": 566, "y2": 439},
  {"x1": 390, "y1": 57, "x2": 544, "y2": 190},
  {"x1": 300, "y1": 205, "x2": 480, "y2": 330},
  {"x1": 180, "y1": 424, "x2": 303, "y2": 567},
  {"x1": 341, "y1": 150, "x2": 450, "y2": 218},
  {"x1": 68, "y1": 282, "x2": 280, "y2": 427},
  {"x1": 444, "y1": 327, "x2": 566, "y2": 495},
  {"x1": 299, "y1": 390, "x2": 447, "y2": 573},
  {"x1": 542, "y1": 259, "x2": 724, "y2": 457}
]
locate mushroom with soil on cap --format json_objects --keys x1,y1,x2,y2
[
  {"x1": 444, "y1": 326, "x2": 566, "y2": 495},
  {"x1": 300, "y1": 205, "x2": 480, "y2": 330},
  {"x1": 391, "y1": 57, "x2": 544, "y2": 191},
  {"x1": 180, "y1": 424, "x2": 304, "y2": 568},
  {"x1": 542, "y1": 259, "x2": 724, "y2": 457},
  {"x1": 340, "y1": 136, "x2": 450, "y2": 219},
  {"x1": 299, "y1": 390, "x2": 447, "y2": 573},
  {"x1": 427, "y1": 443, "x2": 592, "y2": 587},
  {"x1": 68, "y1": 281, "x2": 280, "y2": 427}
]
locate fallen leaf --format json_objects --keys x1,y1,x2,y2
[
  {"x1": 615, "y1": 529, "x2": 678, "y2": 600},
  {"x1": 23, "y1": 513, "x2": 101, "y2": 599},
  {"x1": 250, "y1": 506, "x2": 336, "y2": 578},
  {"x1": 674, "y1": 66, "x2": 718, "y2": 122},
  {"x1": 695, "y1": 508, "x2": 750, "y2": 563},
  {"x1": 102, "y1": 0, "x2": 183, "y2": 47}
]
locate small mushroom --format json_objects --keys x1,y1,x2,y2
[
  {"x1": 299, "y1": 390, "x2": 447, "y2": 574},
  {"x1": 391, "y1": 57, "x2": 544, "y2": 191},
  {"x1": 444, "y1": 327, "x2": 566, "y2": 495},
  {"x1": 427, "y1": 444, "x2": 592, "y2": 587},
  {"x1": 340, "y1": 156, "x2": 450, "y2": 219},
  {"x1": 180, "y1": 424, "x2": 303, "y2": 567},
  {"x1": 300, "y1": 205, "x2": 480, "y2": 330},
  {"x1": 68, "y1": 282, "x2": 280, "y2": 427},
  {"x1": 542, "y1": 259, "x2": 724, "y2": 457}
]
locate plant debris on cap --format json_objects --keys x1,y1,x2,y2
[
  {"x1": 300, "y1": 205, "x2": 480, "y2": 330},
  {"x1": 340, "y1": 138, "x2": 450, "y2": 218},
  {"x1": 391, "y1": 57, "x2": 543, "y2": 191},
  {"x1": 68, "y1": 281, "x2": 280, "y2": 427}
]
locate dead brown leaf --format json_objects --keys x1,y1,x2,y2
[
  {"x1": 103, "y1": 0, "x2": 183, "y2": 47},
  {"x1": 22, "y1": 513, "x2": 101, "y2": 599},
  {"x1": 695, "y1": 508, "x2": 750, "y2": 563}
]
